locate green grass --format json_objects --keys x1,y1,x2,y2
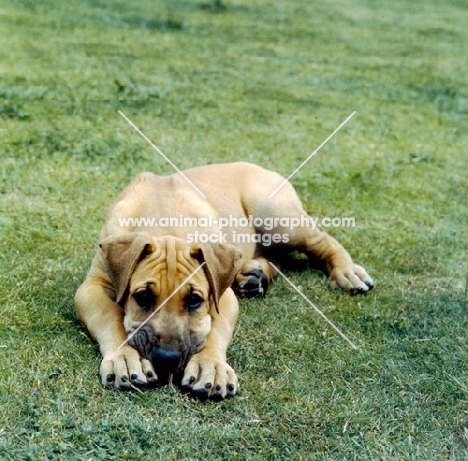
[{"x1": 1, "y1": 0, "x2": 467, "y2": 459}]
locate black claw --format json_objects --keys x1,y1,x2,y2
[
  {"x1": 180, "y1": 376, "x2": 196, "y2": 394},
  {"x1": 210, "y1": 392, "x2": 224, "y2": 402},
  {"x1": 118, "y1": 377, "x2": 131, "y2": 390},
  {"x1": 192, "y1": 388, "x2": 209, "y2": 401},
  {"x1": 130, "y1": 374, "x2": 147, "y2": 387},
  {"x1": 350, "y1": 287, "x2": 366, "y2": 296},
  {"x1": 118, "y1": 376, "x2": 131, "y2": 389}
]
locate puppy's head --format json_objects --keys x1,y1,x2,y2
[{"x1": 99, "y1": 232, "x2": 242, "y2": 382}]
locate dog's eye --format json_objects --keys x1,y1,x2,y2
[
  {"x1": 186, "y1": 293, "x2": 204, "y2": 312},
  {"x1": 133, "y1": 287, "x2": 155, "y2": 310}
]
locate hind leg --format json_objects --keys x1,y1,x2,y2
[
  {"x1": 286, "y1": 225, "x2": 374, "y2": 294},
  {"x1": 244, "y1": 175, "x2": 374, "y2": 294}
]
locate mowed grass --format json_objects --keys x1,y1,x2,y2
[{"x1": 1, "y1": 0, "x2": 467, "y2": 459}]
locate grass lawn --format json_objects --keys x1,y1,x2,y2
[{"x1": 1, "y1": 0, "x2": 467, "y2": 459}]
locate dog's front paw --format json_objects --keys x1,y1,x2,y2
[
  {"x1": 100, "y1": 345, "x2": 158, "y2": 390},
  {"x1": 329, "y1": 264, "x2": 374, "y2": 295},
  {"x1": 181, "y1": 354, "x2": 238, "y2": 401}
]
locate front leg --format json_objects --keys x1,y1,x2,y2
[
  {"x1": 74, "y1": 273, "x2": 157, "y2": 389},
  {"x1": 181, "y1": 288, "x2": 239, "y2": 400}
]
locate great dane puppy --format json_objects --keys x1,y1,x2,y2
[{"x1": 75, "y1": 162, "x2": 373, "y2": 400}]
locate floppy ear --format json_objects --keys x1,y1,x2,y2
[
  {"x1": 99, "y1": 233, "x2": 155, "y2": 307},
  {"x1": 190, "y1": 243, "x2": 242, "y2": 313}
]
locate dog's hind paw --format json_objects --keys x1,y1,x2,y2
[
  {"x1": 329, "y1": 264, "x2": 374, "y2": 295},
  {"x1": 233, "y1": 268, "x2": 268, "y2": 298}
]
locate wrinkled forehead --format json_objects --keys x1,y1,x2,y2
[{"x1": 130, "y1": 237, "x2": 207, "y2": 294}]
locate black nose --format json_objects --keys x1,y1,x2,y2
[{"x1": 150, "y1": 346, "x2": 182, "y2": 373}]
